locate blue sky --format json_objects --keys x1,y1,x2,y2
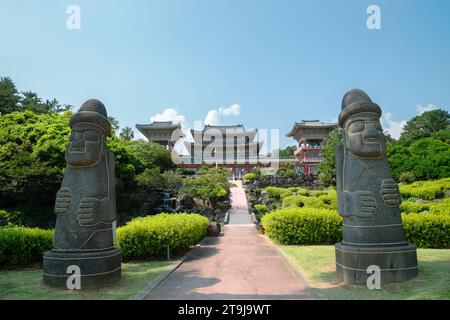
[{"x1": 1, "y1": 0, "x2": 449, "y2": 152}]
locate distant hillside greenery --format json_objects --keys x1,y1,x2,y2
[{"x1": 318, "y1": 109, "x2": 450, "y2": 186}]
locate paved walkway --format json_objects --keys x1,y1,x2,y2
[
  {"x1": 144, "y1": 180, "x2": 314, "y2": 300},
  {"x1": 228, "y1": 180, "x2": 253, "y2": 225}
]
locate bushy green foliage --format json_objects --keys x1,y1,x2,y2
[
  {"x1": 429, "y1": 198, "x2": 450, "y2": 215},
  {"x1": 276, "y1": 162, "x2": 296, "y2": 178},
  {"x1": 399, "y1": 179, "x2": 447, "y2": 200},
  {"x1": 261, "y1": 206, "x2": 450, "y2": 248},
  {"x1": 116, "y1": 213, "x2": 208, "y2": 260},
  {"x1": 0, "y1": 226, "x2": 54, "y2": 267},
  {"x1": 254, "y1": 204, "x2": 269, "y2": 219},
  {"x1": 0, "y1": 109, "x2": 176, "y2": 225},
  {"x1": 399, "y1": 109, "x2": 450, "y2": 143},
  {"x1": 261, "y1": 207, "x2": 342, "y2": 245},
  {"x1": 0, "y1": 111, "x2": 72, "y2": 226},
  {"x1": 243, "y1": 173, "x2": 257, "y2": 181},
  {"x1": 265, "y1": 186, "x2": 293, "y2": 199},
  {"x1": 281, "y1": 193, "x2": 337, "y2": 210},
  {"x1": 403, "y1": 214, "x2": 450, "y2": 248},
  {"x1": 388, "y1": 137, "x2": 450, "y2": 181},
  {"x1": 182, "y1": 169, "x2": 231, "y2": 209},
  {"x1": 317, "y1": 128, "x2": 344, "y2": 186},
  {"x1": 400, "y1": 202, "x2": 431, "y2": 213}
]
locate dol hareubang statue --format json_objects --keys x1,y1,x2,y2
[
  {"x1": 335, "y1": 89, "x2": 418, "y2": 284},
  {"x1": 43, "y1": 99, "x2": 121, "y2": 289}
]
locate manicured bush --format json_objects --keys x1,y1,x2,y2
[
  {"x1": 261, "y1": 207, "x2": 450, "y2": 248},
  {"x1": 400, "y1": 201, "x2": 431, "y2": 213},
  {"x1": 254, "y1": 204, "x2": 269, "y2": 219},
  {"x1": 403, "y1": 213, "x2": 450, "y2": 248},
  {"x1": 261, "y1": 207, "x2": 342, "y2": 245},
  {"x1": 282, "y1": 194, "x2": 337, "y2": 210},
  {"x1": 265, "y1": 186, "x2": 293, "y2": 200},
  {"x1": 0, "y1": 226, "x2": 54, "y2": 267},
  {"x1": 399, "y1": 178, "x2": 449, "y2": 200},
  {"x1": 116, "y1": 213, "x2": 208, "y2": 261},
  {"x1": 429, "y1": 198, "x2": 450, "y2": 215},
  {"x1": 243, "y1": 173, "x2": 257, "y2": 181}
]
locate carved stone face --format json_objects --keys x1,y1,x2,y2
[
  {"x1": 344, "y1": 112, "x2": 386, "y2": 158},
  {"x1": 65, "y1": 123, "x2": 106, "y2": 167}
]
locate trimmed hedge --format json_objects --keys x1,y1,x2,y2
[
  {"x1": 399, "y1": 178, "x2": 449, "y2": 200},
  {"x1": 0, "y1": 226, "x2": 53, "y2": 267},
  {"x1": 261, "y1": 207, "x2": 450, "y2": 248},
  {"x1": 403, "y1": 214, "x2": 450, "y2": 248},
  {"x1": 261, "y1": 207, "x2": 342, "y2": 245},
  {"x1": 116, "y1": 213, "x2": 208, "y2": 261},
  {"x1": 400, "y1": 199, "x2": 450, "y2": 215}
]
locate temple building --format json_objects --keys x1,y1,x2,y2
[
  {"x1": 182, "y1": 124, "x2": 264, "y2": 178},
  {"x1": 135, "y1": 121, "x2": 185, "y2": 151},
  {"x1": 286, "y1": 120, "x2": 338, "y2": 173}
]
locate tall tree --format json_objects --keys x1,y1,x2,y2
[
  {"x1": 20, "y1": 91, "x2": 48, "y2": 114},
  {"x1": 400, "y1": 109, "x2": 450, "y2": 143},
  {"x1": 0, "y1": 76, "x2": 21, "y2": 115},
  {"x1": 120, "y1": 126, "x2": 135, "y2": 140},
  {"x1": 317, "y1": 128, "x2": 344, "y2": 186}
]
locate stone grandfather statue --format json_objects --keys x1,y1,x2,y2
[
  {"x1": 335, "y1": 89, "x2": 418, "y2": 284},
  {"x1": 43, "y1": 99, "x2": 121, "y2": 289}
]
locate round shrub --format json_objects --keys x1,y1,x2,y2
[
  {"x1": 116, "y1": 213, "x2": 208, "y2": 261},
  {"x1": 265, "y1": 186, "x2": 293, "y2": 199},
  {"x1": 243, "y1": 173, "x2": 257, "y2": 181},
  {"x1": 0, "y1": 226, "x2": 54, "y2": 267},
  {"x1": 261, "y1": 207, "x2": 342, "y2": 245},
  {"x1": 403, "y1": 213, "x2": 450, "y2": 248}
]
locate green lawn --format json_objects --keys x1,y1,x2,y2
[
  {"x1": 279, "y1": 245, "x2": 450, "y2": 300},
  {"x1": 0, "y1": 260, "x2": 174, "y2": 300}
]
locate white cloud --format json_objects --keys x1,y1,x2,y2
[
  {"x1": 150, "y1": 108, "x2": 186, "y2": 124},
  {"x1": 220, "y1": 104, "x2": 241, "y2": 116},
  {"x1": 381, "y1": 112, "x2": 407, "y2": 140},
  {"x1": 416, "y1": 103, "x2": 438, "y2": 115},
  {"x1": 204, "y1": 109, "x2": 220, "y2": 125},
  {"x1": 204, "y1": 104, "x2": 241, "y2": 125}
]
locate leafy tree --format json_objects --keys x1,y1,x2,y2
[
  {"x1": 120, "y1": 126, "x2": 135, "y2": 140},
  {"x1": 317, "y1": 128, "x2": 343, "y2": 186},
  {"x1": 182, "y1": 172, "x2": 231, "y2": 209},
  {"x1": 0, "y1": 76, "x2": 21, "y2": 115},
  {"x1": 276, "y1": 145, "x2": 296, "y2": 158},
  {"x1": 0, "y1": 111, "x2": 72, "y2": 226},
  {"x1": 108, "y1": 116, "x2": 120, "y2": 135},
  {"x1": 400, "y1": 109, "x2": 450, "y2": 143}
]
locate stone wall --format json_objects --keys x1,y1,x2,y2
[{"x1": 243, "y1": 173, "x2": 320, "y2": 214}]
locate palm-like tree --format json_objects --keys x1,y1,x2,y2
[{"x1": 120, "y1": 126, "x2": 134, "y2": 140}]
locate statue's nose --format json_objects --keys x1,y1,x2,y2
[
  {"x1": 71, "y1": 133, "x2": 85, "y2": 148},
  {"x1": 363, "y1": 122, "x2": 379, "y2": 138}
]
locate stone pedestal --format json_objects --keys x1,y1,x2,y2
[
  {"x1": 335, "y1": 243, "x2": 418, "y2": 284},
  {"x1": 43, "y1": 248, "x2": 121, "y2": 289}
]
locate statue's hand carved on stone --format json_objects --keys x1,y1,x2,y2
[
  {"x1": 54, "y1": 187, "x2": 71, "y2": 215},
  {"x1": 76, "y1": 198, "x2": 102, "y2": 226},
  {"x1": 380, "y1": 178, "x2": 402, "y2": 207},
  {"x1": 353, "y1": 190, "x2": 378, "y2": 218}
]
